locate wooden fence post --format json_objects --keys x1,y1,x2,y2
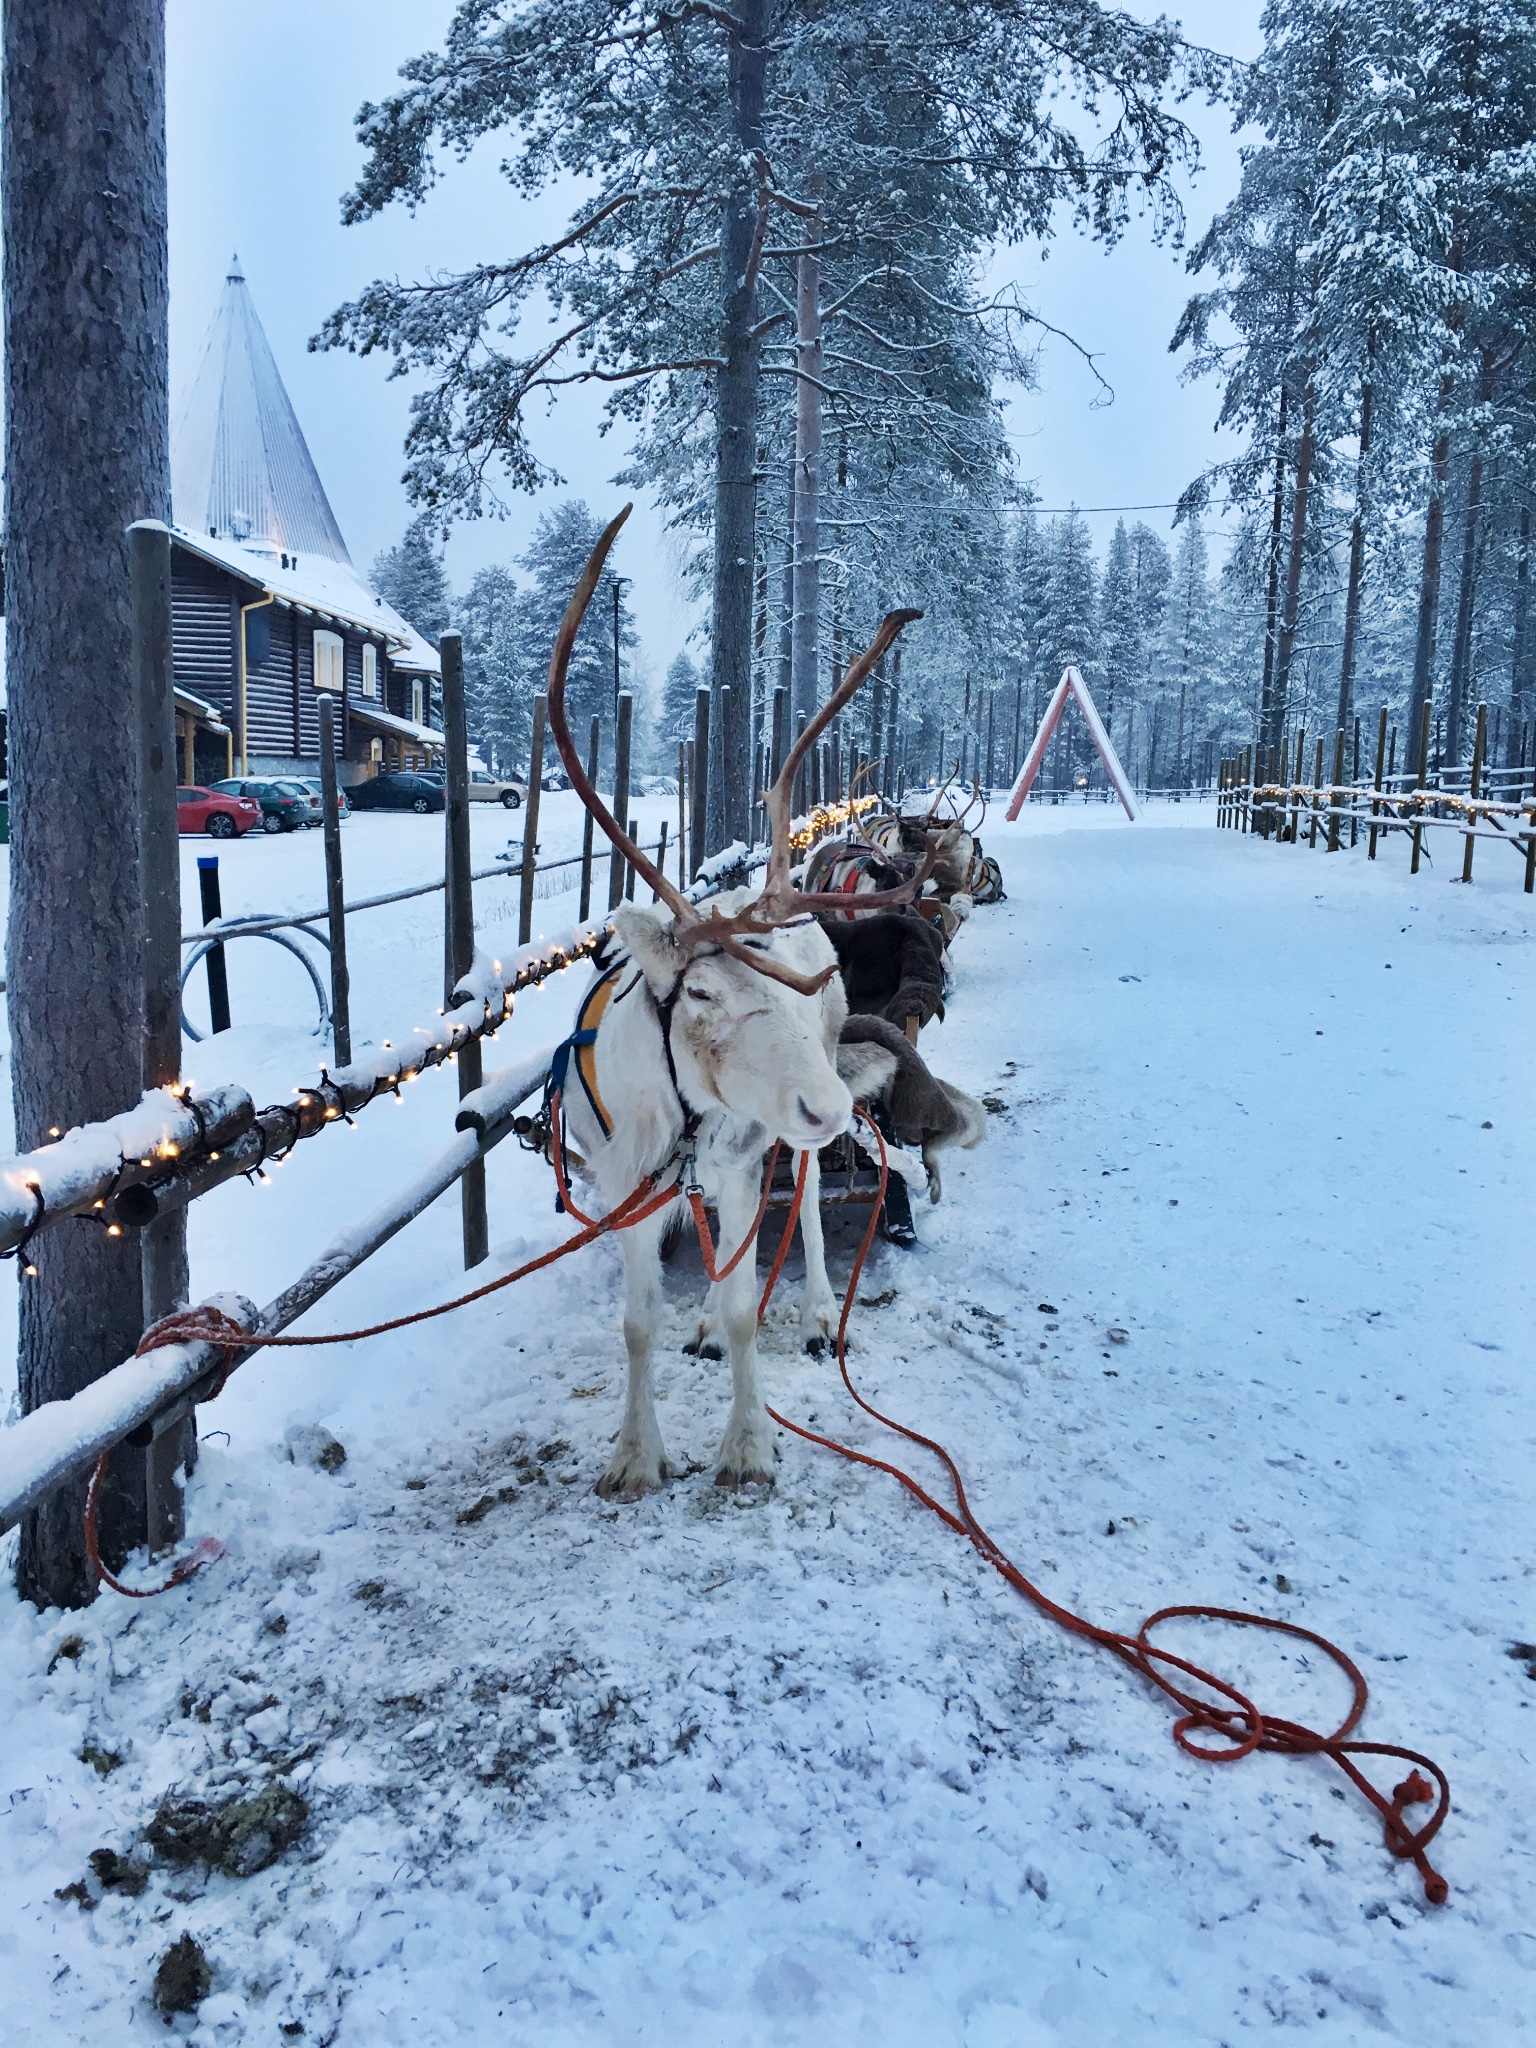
[
  {"x1": 581, "y1": 716, "x2": 598, "y2": 917},
  {"x1": 1368, "y1": 704, "x2": 1387, "y2": 860},
  {"x1": 132, "y1": 520, "x2": 191, "y2": 1552},
  {"x1": 1411, "y1": 699, "x2": 1431, "y2": 875},
  {"x1": 654, "y1": 818, "x2": 669, "y2": 899},
  {"x1": 1461, "y1": 701, "x2": 1486, "y2": 884},
  {"x1": 520, "y1": 693, "x2": 546, "y2": 944},
  {"x1": 1350, "y1": 716, "x2": 1361, "y2": 847},
  {"x1": 1327, "y1": 728, "x2": 1345, "y2": 851},
  {"x1": 441, "y1": 633, "x2": 488, "y2": 1270},
  {"x1": 579, "y1": 716, "x2": 600, "y2": 923},
  {"x1": 691, "y1": 689, "x2": 709, "y2": 880},
  {"x1": 676, "y1": 741, "x2": 688, "y2": 886},
  {"x1": 316, "y1": 692, "x2": 351, "y2": 1065},
  {"x1": 609, "y1": 689, "x2": 633, "y2": 910}
]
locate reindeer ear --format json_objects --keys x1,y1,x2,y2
[{"x1": 612, "y1": 903, "x2": 683, "y2": 996}]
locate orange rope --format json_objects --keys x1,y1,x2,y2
[{"x1": 762, "y1": 1109, "x2": 1452, "y2": 1906}]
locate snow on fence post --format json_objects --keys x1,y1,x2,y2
[
  {"x1": 132, "y1": 518, "x2": 193, "y2": 1553},
  {"x1": 316, "y1": 692, "x2": 351, "y2": 1064},
  {"x1": 442, "y1": 633, "x2": 489, "y2": 1271},
  {"x1": 520, "y1": 694, "x2": 547, "y2": 946}
]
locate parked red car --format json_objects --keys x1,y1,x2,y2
[{"x1": 177, "y1": 785, "x2": 262, "y2": 839}]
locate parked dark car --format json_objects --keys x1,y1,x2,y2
[
  {"x1": 178, "y1": 785, "x2": 263, "y2": 839},
  {"x1": 348, "y1": 771, "x2": 447, "y2": 814},
  {"x1": 210, "y1": 777, "x2": 321, "y2": 833}
]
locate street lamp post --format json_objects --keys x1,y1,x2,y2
[{"x1": 612, "y1": 574, "x2": 631, "y2": 716}]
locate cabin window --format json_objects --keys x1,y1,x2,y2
[
  {"x1": 369, "y1": 737, "x2": 383, "y2": 764},
  {"x1": 361, "y1": 643, "x2": 378, "y2": 699},
  {"x1": 411, "y1": 678, "x2": 424, "y2": 727},
  {"x1": 313, "y1": 629, "x2": 344, "y2": 695}
]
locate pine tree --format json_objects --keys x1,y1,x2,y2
[
  {"x1": 515, "y1": 501, "x2": 637, "y2": 776},
  {"x1": 1099, "y1": 519, "x2": 1143, "y2": 748},
  {"x1": 371, "y1": 512, "x2": 451, "y2": 647},
  {"x1": 1162, "y1": 518, "x2": 1215, "y2": 787},
  {"x1": 660, "y1": 651, "x2": 701, "y2": 748},
  {"x1": 458, "y1": 563, "x2": 524, "y2": 775},
  {"x1": 1037, "y1": 511, "x2": 1100, "y2": 789}
]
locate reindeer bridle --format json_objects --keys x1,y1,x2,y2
[{"x1": 544, "y1": 505, "x2": 929, "y2": 997}]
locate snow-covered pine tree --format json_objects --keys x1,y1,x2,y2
[
  {"x1": 1100, "y1": 519, "x2": 1143, "y2": 753},
  {"x1": 1037, "y1": 512, "x2": 1101, "y2": 791},
  {"x1": 1162, "y1": 517, "x2": 1216, "y2": 787},
  {"x1": 371, "y1": 512, "x2": 451, "y2": 648},
  {"x1": 319, "y1": 0, "x2": 1219, "y2": 847},
  {"x1": 458, "y1": 564, "x2": 524, "y2": 776},
  {"x1": 515, "y1": 502, "x2": 637, "y2": 779},
  {"x1": 660, "y1": 651, "x2": 701, "y2": 749}
]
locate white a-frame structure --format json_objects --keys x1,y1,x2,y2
[{"x1": 1005, "y1": 667, "x2": 1138, "y2": 822}]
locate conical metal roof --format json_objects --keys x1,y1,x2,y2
[{"x1": 172, "y1": 256, "x2": 352, "y2": 566}]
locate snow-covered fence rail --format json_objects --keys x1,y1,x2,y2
[
  {"x1": 0, "y1": 925, "x2": 607, "y2": 1264},
  {"x1": 0, "y1": 1046, "x2": 555, "y2": 1536}
]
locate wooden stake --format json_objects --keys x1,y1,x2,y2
[
  {"x1": 677, "y1": 740, "x2": 688, "y2": 888},
  {"x1": 690, "y1": 689, "x2": 709, "y2": 881},
  {"x1": 519, "y1": 693, "x2": 546, "y2": 945},
  {"x1": 1410, "y1": 699, "x2": 1431, "y2": 875},
  {"x1": 316, "y1": 692, "x2": 351, "y2": 1064},
  {"x1": 609, "y1": 689, "x2": 633, "y2": 911},
  {"x1": 1327, "y1": 728, "x2": 1345, "y2": 851},
  {"x1": 441, "y1": 634, "x2": 488, "y2": 1270},
  {"x1": 654, "y1": 818, "x2": 669, "y2": 900},
  {"x1": 132, "y1": 520, "x2": 190, "y2": 1551},
  {"x1": 1368, "y1": 704, "x2": 1387, "y2": 860},
  {"x1": 580, "y1": 716, "x2": 600, "y2": 922},
  {"x1": 1461, "y1": 700, "x2": 1485, "y2": 884}
]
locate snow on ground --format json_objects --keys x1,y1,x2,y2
[{"x1": 2, "y1": 797, "x2": 1533, "y2": 2046}]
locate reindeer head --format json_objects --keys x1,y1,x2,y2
[
  {"x1": 615, "y1": 889, "x2": 852, "y2": 1147},
  {"x1": 545, "y1": 505, "x2": 925, "y2": 996}
]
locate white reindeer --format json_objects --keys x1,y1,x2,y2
[{"x1": 544, "y1": 510, "x2": 924, "y2": 1498}]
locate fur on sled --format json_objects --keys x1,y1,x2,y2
[
  {"x1": 835, "y1": 1014, "x2": 987, "y2": 1202},
  {"x1": 817, "y1": 910, "x2": 948, "y2": 1030}
]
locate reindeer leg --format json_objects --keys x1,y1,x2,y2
[
  {"x1": 714, "y1": 1166, "x2": 775, "y2": 1488},
  {"x1": 795, "y1": 1148, "x2": 839, "y2": 1355},
  {"x1": 682, "y1": 1281, "x2": 726, "y2": 1361},
  {"x1": 596, "y1": 1204, "x2": 676, "y2": 1500}
]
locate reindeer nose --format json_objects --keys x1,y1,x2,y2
[{"x1": 795, "y1": 1095, "x2": 845, "y2": 1142}]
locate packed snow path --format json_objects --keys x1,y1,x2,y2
[{"x1": 2, "y1": 808, "x2": 1532, "y2": 2046}]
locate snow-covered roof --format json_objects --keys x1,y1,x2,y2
[
  {"x1": 173, "y1": 256, "x2": 352, "y2": 566},
  {"x1": 174, "y1": 684, "x2": 229, "y2": 734},
  {"x1": 347, "y1": 699, "x2": 445, "y2": 751},
  {"x1": 169, "y1": 526, "x2": 441, "y2": 678}
]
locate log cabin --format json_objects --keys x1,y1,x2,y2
[{"x1": 169, "y1": 258, "x2": 442, "y2": 788}]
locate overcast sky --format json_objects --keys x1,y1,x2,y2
[{"x1": 166, "y1": 0, "x2": 1263, "y2": 669}]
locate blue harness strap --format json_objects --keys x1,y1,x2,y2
[{"x1": 546, "y1": 955, "x2": 629, "y2": 1141}]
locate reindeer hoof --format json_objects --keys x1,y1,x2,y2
[
  {"x1": 714, "y1": 1464, "x2": 774, "y2": 1491},
  {"x1": 595, "y1": 1450, "x2": 674, "y2": 1500},
  {"x1": 804, "y1": 1334, "x2": 827, "y2": 1357},
  {"x1": 682, "y1": 1335, "x2": 724, "y2": 1361}
]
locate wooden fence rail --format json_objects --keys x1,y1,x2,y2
[{"x1": 0, "y1": 1046, "x2": 554, "y2": 1537}]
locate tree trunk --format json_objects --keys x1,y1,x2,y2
[
  {"x1": 1257, "y1": 382, "x2": 1289, "y2": 750},
  {"x1": 1267, "y1": 376, "x2": 1316, "y2": 753},
  {"x1": 5, "y1": 0, "x2": 171, "y2": 1607},
  {"x1": 1335, "y1": 353, "x2": 1375, "y2": 738},
  {"x1": 790, "y1": 211, "x2": 822, "y2": 725},
  {"x1": 1443, "y1": 443, "x2": 1486, "y2": 769},
  {"x1": 706, "y1": 0, "x2": 768, "y2": 852},
  {"x1": 1407, "y1": 373, "x2": 1456, "y2": 778}
]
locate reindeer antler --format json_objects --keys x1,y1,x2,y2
[{"x1": 546, "y1": 514, "x2": 926, "y2": 996}]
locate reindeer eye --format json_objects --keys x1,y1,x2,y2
[{"x1": 685, "y1": 985, "x2": 715, "y2": 1003}]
